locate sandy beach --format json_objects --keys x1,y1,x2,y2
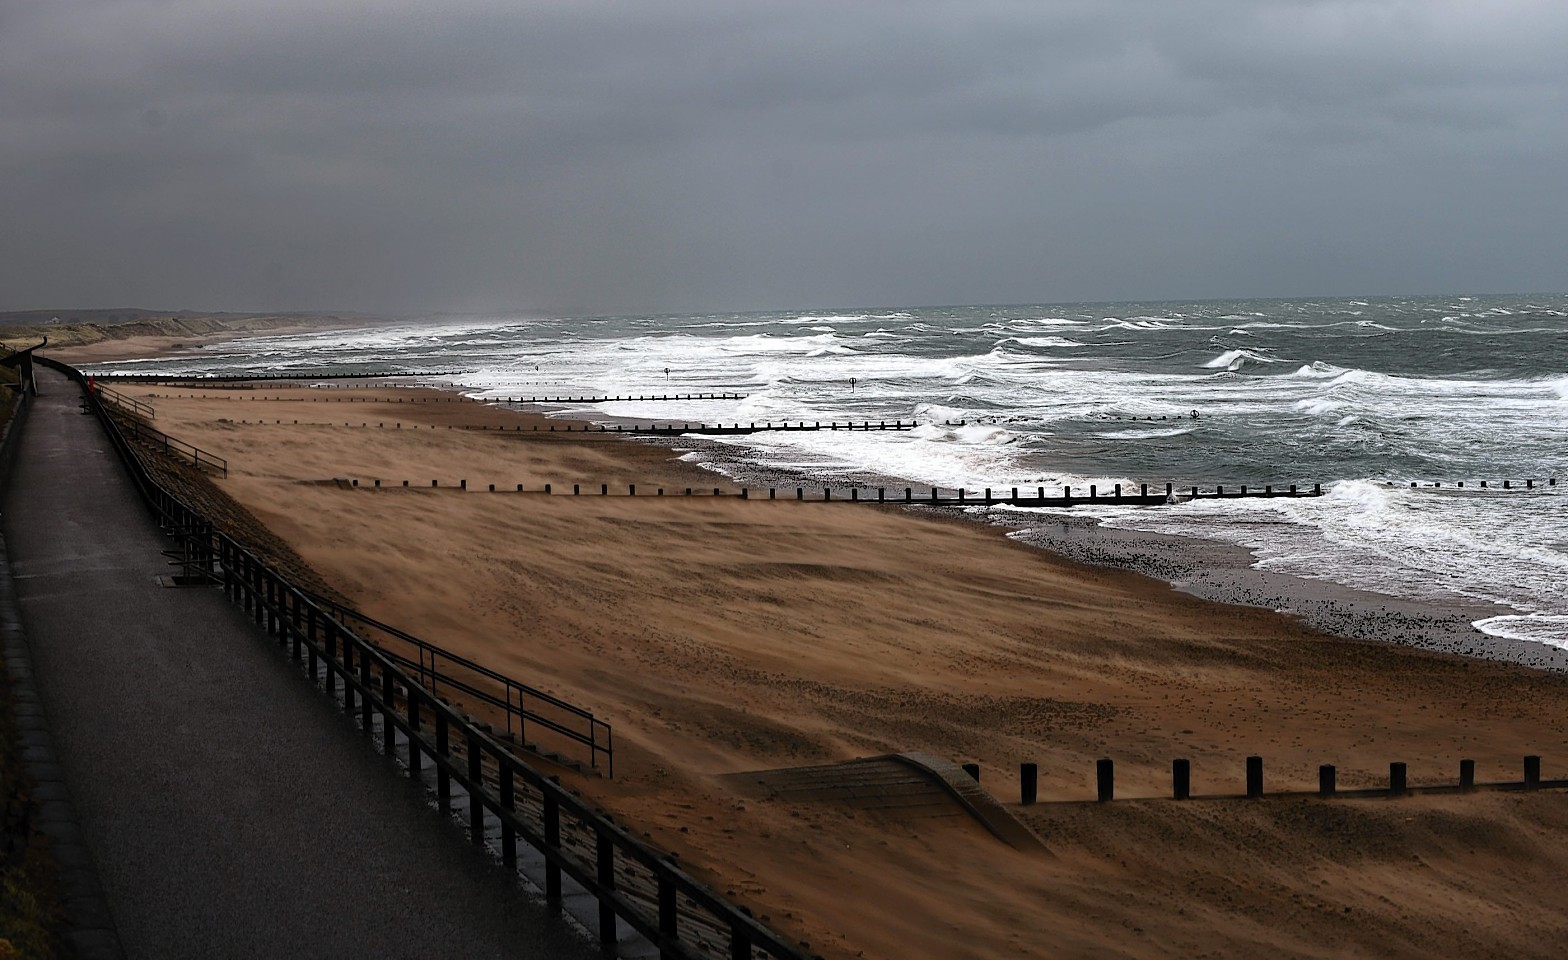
[{"x1": 82, "y1": 375, "x2": 1568, "y2": 958}]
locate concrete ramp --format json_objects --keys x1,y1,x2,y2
[{"x1": 724, "y1": 752, "x2": 1047, "y2": 853}]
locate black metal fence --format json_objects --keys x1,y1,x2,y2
[
  {"x1": 109, "y1": 411, "x2": 227, "y2": 477},
  {"x1": 305, "y1": 592, "x2": 613, "y2": 777},
  {"x1": 93, "y1": 383, "x2": 155, "y2": 419},
  {"x1": 39, "y1": 355, "x2": 812, "y2": 960}
]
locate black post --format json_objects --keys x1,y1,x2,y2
[
  {"x1": 359, "y1": 651, "x2": 372, "y2": 732},
  {"x1": 658, "y1": 873, "x2": 679, "y2": 960},
  {"x1": 468, "y1": 732, "x2": 484, "y2": 845},
  {"x1": 596, "y1": 830, "x2": 617, "y2": 944},
  {"x1": 1525, "y1": 755, "x2": 1541, "y2": 791},
  {"x1": 407, "y1": 692, "x2": 422, "y2": 778},
  {"x1": 436, "y1": 713, "x2": 450, "y2": 807},
  {"x1": 1319, "y1": 764, "x2": 1336, "y2": 797},
  {"x1": 381, "y1": 669, "x2": 395, "y2": 757},
  {"x1": 544, "y1": 793, "x2": 562, "y2": 903},
  {"x1": 1390, "y1": 761, "x2": 1407, "y2": 796},
  {"x1": 1096, "y1": 758, "x2": 1114, "y2": 802},
  {"x1": 1459, "y1": 758, "x2": 1475, "y2": 791},
  {"x1": 1246, "y1": 755, "x2": 1263, "y2": 798},
  {"x1": 1173, "y1": 758, "x2": 1191, "y2": 800},
  {"x1": 1020, "y1": 762, "x2": 1038, "y2": 805}
]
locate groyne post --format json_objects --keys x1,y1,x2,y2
[
  {"x1": 1525, "y1": 755, "x2": 1541, "y2": 791},
  {"x1": 1020, "y1": 763, "x2": 1038, "y2": 805},
  {"x1": 1246, "y1": 756, "x2": 1263, "y2": 798},
  {"x1": 1319, "y1": 764, "x2": 1336, "y2": 797},
  {"x1": 1389, "y1": 762, "x2": 1407, "y2": 796},
  {"x1": 1172, "y1": 759, "x2": 1191, "y2": 800},
  {"x1": 1460, "y1": 759, "x2": 1475, "y2": 791},
  {"x1": 1096, "y1": 758, "x2": 1114, "y2": 802}
]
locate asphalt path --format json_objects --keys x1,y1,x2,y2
[{"x1": 2, "y1": 369, "x2": 596, "y2": 959}]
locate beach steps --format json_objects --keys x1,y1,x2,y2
[{"x1": 725, "y1": 753, "x2": 1046, "y2": 852}]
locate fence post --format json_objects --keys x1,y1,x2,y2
[
  {"x1": 1319, "y1": 764, "x2": 1336, "y2": 797},
  {"x1": 342, "y1": 635, "x2": 356, "y2": 715},
  {"x1": 1459, "y1": 758, "x2": 1475, "y2": 791},
  {"x1": 1096, "y1": 758, "x2": 1114, "y2": 802},
  {"x1": 324, "y1": 622, "x2": 338, "y2": 696},
  {"x1": 436, "y1": 713, "x2": 451, "y2": 808},
  {"x1": 596, "y1": 829, "x2": 617, "y2": 944},
  {"x1": 407, "y1": 690, "x2": 423, "y2": 778},
  {"x1": 1173, "y1": 759, "x2": 1191, "y2": 800},
  {"x1": 500, "y1": 766, "x2": 516, "y2": 868},
  {"x1": 359, "y1": 649, "x2": 373, "y2": 732},
  {"x1": 1525, "y1": 755, "x2": 1541, "y2": 791},
  {"x1": 544, "y1": 793, "x2": 562, "y2": 903},
  {"x1": 1246, "y1": 756, "x2": 1263, "y2": 798},
  {"x1": 729, "y1": 923, "x2": 752, "y2": 960},
  {"x1": 468, "y1": 732, "x2": 484, "y2": 845},
  {"x1": 381, "y1": 668, "x2": 396, "y2": 757},
  {"x1": 652, "y1": 871, "x2": 678, "y2": 960},
  {"x1": 1020, "y1": 762, "x2": 1038, "y2": 805},
  {"x1": 1389, "y1": 762, "x2": 1407, "y2": 796}
]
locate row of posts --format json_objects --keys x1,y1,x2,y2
[
  {"x1": 966, "y1": 756, "x2": 1551, "y2": 803},
  {"x1": 1412, "y1": 479, "x2": 1557, "y2": 489},
  {"x1": 344, "y1": 481, "x2": 1325, "y2": 501}
]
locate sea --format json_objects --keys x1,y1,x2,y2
[{"x1": 93, "y1": 294, "x2": 1568, "y2": 651}]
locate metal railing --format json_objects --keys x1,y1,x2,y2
[
  {"x1": 305, "y1": 593, "x2": 613, "y2": 776},
  {"x1": 93, "y1": 383, "x2": 155, "y2": 419},
  {"x1": 38, "y1": 354, "x2": 812, "y2": 960},
  {"x1": 111, "y1": 413, "x2": 227, "y2": 477}
]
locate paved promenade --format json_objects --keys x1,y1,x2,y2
[{"x1": 2, "y1": 370, "x2": 594, "y2": 959}]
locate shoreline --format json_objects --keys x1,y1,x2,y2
[
  {"x1": 588, "y1": 424, "x2": 1568, "y2": 675},
  {"x1": 60, "y1": 327, "x2": 1566, "y2": 677}
]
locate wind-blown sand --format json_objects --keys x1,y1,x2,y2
[{"x1": 104, "y1": 379, "x2": 1568, "y2": 959}]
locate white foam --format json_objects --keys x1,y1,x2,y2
[{"x1": 1473, "y1": 615, "x2": 1568, "y2": 648}]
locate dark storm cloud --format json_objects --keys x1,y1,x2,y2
[{"x1": 3, "y1": 0, "x2": 1565, "y2": 314}]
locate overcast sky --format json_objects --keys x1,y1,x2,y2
[{"x1": 3, "y1": 0, "x2": 1565, "y2": 315}]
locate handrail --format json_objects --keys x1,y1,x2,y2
[
  {"x1": 94, "y1": 383, "x2": 155, "y2": 418},
  {"x1": 35, "y1": 353, "x2": 812, "y2": 960},
  {"x1": 111, "y1": 413, "x2": 227, "y2": 477},
  {"x1": 305, "y1": 592, "x2": 612, "y2": 776}
]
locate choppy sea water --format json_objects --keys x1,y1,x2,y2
[{"x1": 97, "y1": 295, "x2": 1568, "y2": 649}]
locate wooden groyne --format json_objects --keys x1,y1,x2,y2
[
  {"x1": 84, "y1": 370, "x2": 468, "y2": 382},
  {"x1": 336, "y1": 480, "x2": 1326, "y2": 506},
  {"x1": 500, "y1": 393, "x2": 746, "y2": 403},
  {"x1": 990, "y1": 753, "x2": 1567, "y2": 804},
  {"x1": 619, "y1": 420, "x2": 915, "y2": 435}
]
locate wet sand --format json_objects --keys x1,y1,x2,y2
[{"x1": 83, "y1": 376, "x2": 1568, "y2": 959}]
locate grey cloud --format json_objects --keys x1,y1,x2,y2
[{"x1": 2, "y1": 0, "x2": 1566, "y2": 314}]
